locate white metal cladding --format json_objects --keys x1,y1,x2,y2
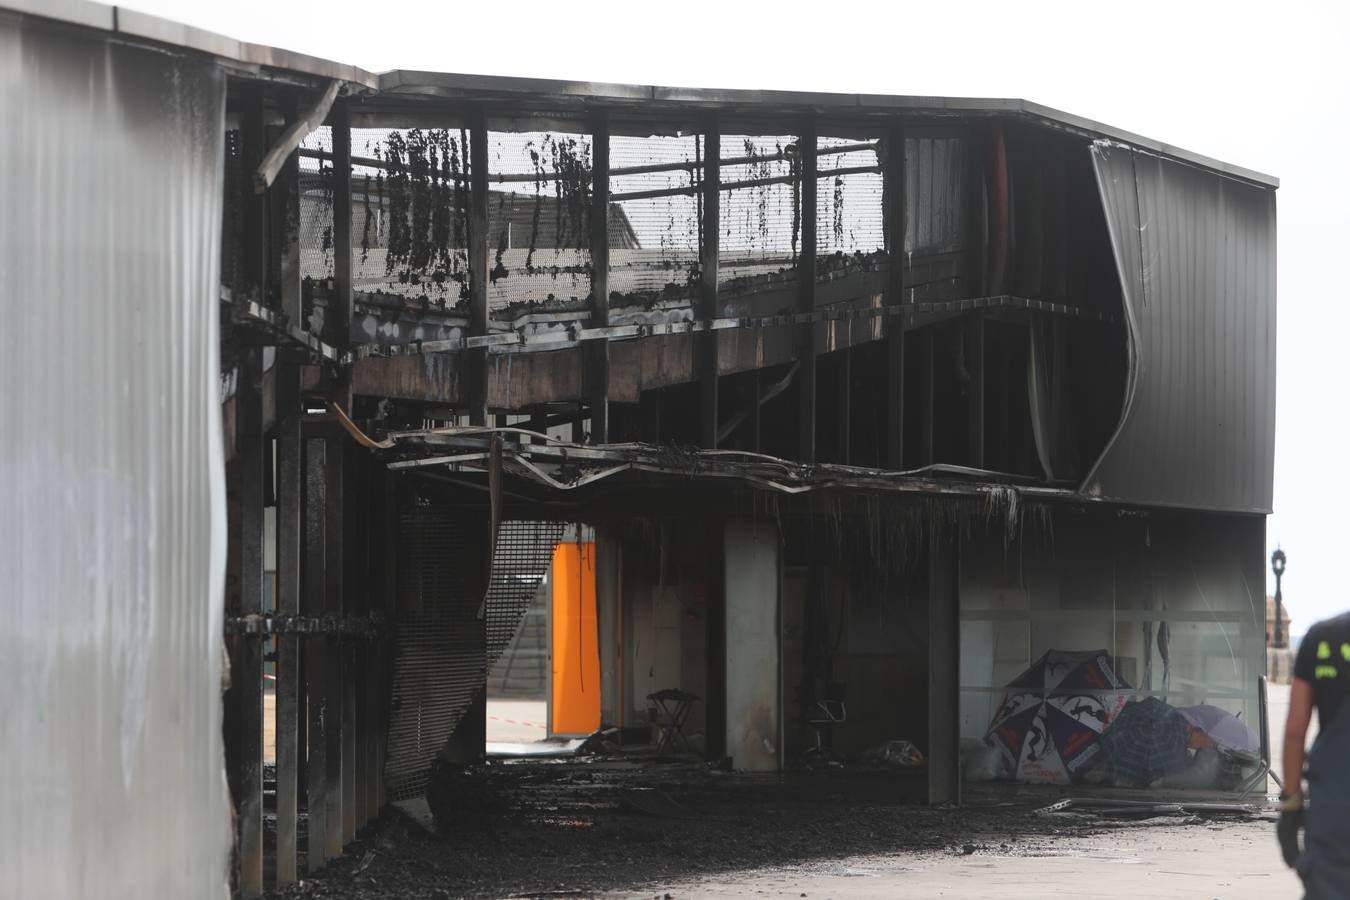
[
  {"x1": 0, "y1": 15, "x2": 229, "y2": 900},
  {"x1": 1086, "y1": 142, "x2": 1277, "y2": 514}
]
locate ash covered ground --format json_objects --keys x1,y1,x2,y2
[{"x1": 262, "y1": 759, "x2": 1272, "y2": 900}]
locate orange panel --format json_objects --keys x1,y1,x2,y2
[{"x1": 550, "y1": 542, "x2": 600, "y2": 735}]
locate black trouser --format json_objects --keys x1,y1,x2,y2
[{"x1": 1299, "y1": 708, "x2": 1350, "y2": 899}]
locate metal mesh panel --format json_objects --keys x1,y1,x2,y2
[
  {"x1": 384, "y1": 504, "x2": 483, "y2": 801},
  {"x1": 609, "y1": 132, "x2": 703, "y2": 311},
  {"x1": 349, "y1": 127, "x2": 472, "y2": 308},
  {"x1": 487, "y1": 129, "x2": 593, "y2": 320},
  {"x1": 905, "y1": 135, "x2": 967, "y2": 255},
  {"x1": 815, "y1": 136, "x2": 884, "y2": 276},
  {"x1": 298, "y1": 125, "x2": 334, "y2": 284},
  {"x1": 718, "y1": 134, "x2": 799, "y2": 288},
  {"x1": 484, "y1": 521, "x2": 565, "y2": 667}
]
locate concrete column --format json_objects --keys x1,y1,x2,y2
[{"x1": 724, "y1": 520, "x2": 781, "y2": 771}]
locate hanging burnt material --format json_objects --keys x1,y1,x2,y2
[
  {"x1": 492, "y1": 191, "x2": 509, "y2": 283},
  {"x1": 318, "y1": 153, "x2": 334, "y2": 256},
  {"x1": 361, "y1": 172, "x2": 373, "y2": 263},
  {"x1": 375, "y1": 128, "x2": 470, "y2": 300},
  {"x1": 524, "y1": 143, "x2": 545, "y2": 273},
  {"x1": 789, "y1": 143, "x2": 801, "y2": 260},
  {"x1": 832, "y1": 174, "x2": 845, "y2": 245},
  {"x1": 548, "y1": 134, "x2": 592, "y2": 264}
]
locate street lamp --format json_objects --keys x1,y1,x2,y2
[{"x1": 1271, "y1": 548, "x2": 1287, "y2": 648}]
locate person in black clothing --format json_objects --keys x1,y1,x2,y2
[{"x1": 1281, "y1": 610, "x2": 1350, "y2": 898}]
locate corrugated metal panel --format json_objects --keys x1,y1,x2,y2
[
  {"x1": 1085, "y1": 142, "x2": 1276, "y2": 513},
  {"x1": 384, "y1": 504, "x2": 486, "y2": 800},
  {"x1": 0, "y1": 15, "x2": 228, "y2": 900}
]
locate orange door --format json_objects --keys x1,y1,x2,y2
[{"x1": 550, "y1": 542, "x2": 600, "y2": 736}]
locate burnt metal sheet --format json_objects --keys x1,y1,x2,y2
[
  {"x1": 1085, "y1": 142, "x2": 1276, "y2": 514},
  {"x1": 0, "y1": 14, "x2": 229, "y2": 899},
  {"x1": 4, "y1": 0, "x2": 379, "y2": 88}
]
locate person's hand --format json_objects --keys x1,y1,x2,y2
[{"x1": 1278, "y1": 792, "x2": 1304, "y2": 867}]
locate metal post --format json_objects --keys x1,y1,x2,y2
[
  {"x1": 967, "y1": 315, "x2": 985, "y2": 468},
  {"x1": 303, "y1": 439, "x2": 329, "y2": 872},
  {"x1": 274, "y1": 366, "x2": 302, "y2": 887},
  {"x1": 227, "y1": 80, "x2": 269, "y2": 899},
  {"x1": 1271, "y1": 549, "x2": 1287, "y2": 647},
  {"x1": 928, "y1": 527, "x2": 960, "y2": 806},
  {"x1": 700, "y1": 116, "x2": 721, "y2": 449},
  {"x1": 920, "y1": 328, "x2": 935, "y2": 467},
  {"x1": 329, "y1": 98, "x2": 352, "y2": 384},
  {"x1": 273, "y1": 89, "x2": 304, "y2": 890},
  {"x1": 467, "y1": 105, "x2": 490, "y2": 425},
  {"x1": 325, "y1": 437, "x2": 352, "y2": 849},
  {"x1": 838, "y1": 349, "x2": 851, "y2": 464},
  {"x1": 797, "y1": 120, "x2": 818, "y2": 463},
  {"x1": 228, "y1": 345, "x2": 267, "y2": 899},
  {"x1": 589, "y1": 109, "x2": 611, "y2": 443},
  {"x1": 884, "y1": 125, "x2": 906, "y2": 469}
]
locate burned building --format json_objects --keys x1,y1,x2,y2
[{"x1": 3, "y1": 2, "x2": 1277, "y2": 898}]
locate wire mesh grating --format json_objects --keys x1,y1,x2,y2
[
  {"x1": 609, "y1": 131, "x2": 703, "y2": 310},
  {"x1": 486, "y1": 130, "x2": 594, "y2": 320},
  {"x1": 485, "y1": 521, "x2": 565, "y2": 667}
]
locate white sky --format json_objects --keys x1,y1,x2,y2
[{"x1": 117, "y1": 0, "x2": 1350, "y2": 631}]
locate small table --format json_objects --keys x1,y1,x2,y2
[{"x1": 648, "y1": 688, "x2": 699, "y2": 753}]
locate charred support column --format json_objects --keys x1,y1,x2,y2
[
  {"x1": 347, "y1": 455, "x2": 366, "y2": 835},
  {"x1": 330, "y1": 97, "x2": 353, "y2": 386},
  {"x1": 324, "y1": 434, "x2": 348, "y2": 854},
  {"x1": 920, "y1": 329, "x2": 935, "y2": 467},
  {"x1": 837, "y1": 349, "x2": 851, "y2": 464},
  {"x1": 225, "y1": 80, "x2": 269, "y2": 899},
  {"x1": 227, "y1": 347, "x2": 267, "y2": 899},
  {"x1": 303, "y1": 438, "x2": 331, "y2": 872},
  {"x1": 595, "y1": 528, "x2": 622, "y2": 727},
  {"x1": 928, "y1": 528, "x2": 960, "y2": 805},
  {"x1": 589, "y1": 109, "x2": 611, "y2": 443},
  {"x1": 374, "y1": 467, "x2": 400, "y2": 812},
  {"x1": 466, "y1": 105, "x2": 490, "y2": 425},
  {"x1": 883, "y1": 125, "x2": 906, "y2": 469},
  {"x1": 797, "y1": 121, "x2": 818, "y2": 463},
  {"x1": 326, "y1": 96, "x2": 354, "y2": 858},
  {"x1": 273, "y1": 90, "x2": 304, "y2": 889},
  {"x1": 700, "y1": 117, "x2": 721, "y2": 448},
  {"x1": 967, "y1": 315, "x2": 985, "y2": 468}
]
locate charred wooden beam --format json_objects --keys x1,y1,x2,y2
[
  {"x1": 466, "y1": 105, "x2": 490, "y2": 425},
  {"x1": 589, "y1": 109, "x2": 611, "y2": 443},
  {"x1": 797, "y1": 120, "x2": 817, "y2": 464},
  {"x1": 884, "y1": 124, "x2": 906, "y2": 469},
  {"x1": 700, "y1": 117, "x2": 721, "y2": 449}
]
